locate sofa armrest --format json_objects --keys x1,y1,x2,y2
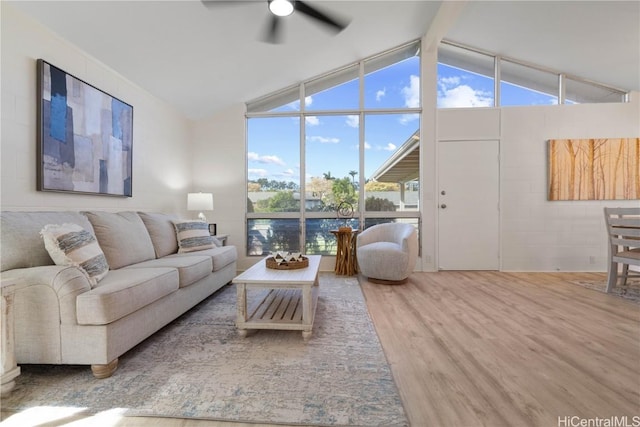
[
  {"x1": 2, "y1": 266, "x2": 92, "y2": 364},
  {"x1": 2, "y1": 266, "x2": 92, "y2": 325},
  {"x1": 2, "y1": 265, "x2": 90, "y2": 292}
]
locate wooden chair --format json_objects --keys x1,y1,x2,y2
[{"x1": 604, "y1": 207, "x2": 640, "y2": 292}]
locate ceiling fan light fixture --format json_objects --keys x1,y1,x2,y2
[{"x1": 269, "y1": 0, "x2": 294, "y2": 17}]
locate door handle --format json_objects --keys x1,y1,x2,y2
[{"x1": 440, "y1": 204, "x2": 447, "y2": 209}]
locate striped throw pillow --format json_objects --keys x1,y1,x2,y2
[
  {"x1": 173, "y1": 220, "x2": 215, "y2": 253},
  {"x1": 41, "y1": 223, "x2": 109, "y2": 287}
]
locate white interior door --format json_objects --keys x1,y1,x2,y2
[{"x1": 438, "y1": 140, "x2": 499, "y2": 270}]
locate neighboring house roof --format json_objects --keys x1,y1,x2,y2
[{"x1": 370, "y1": 130, "x2": 420, "y2": 184}]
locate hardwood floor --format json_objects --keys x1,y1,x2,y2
[
  {"x1": 362, "y1": 271, "x2": 640, "y2": 427},
  {"x1": 2, "y1": 272, "x2": 638, "y2": 427}
]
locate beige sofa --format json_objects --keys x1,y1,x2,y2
[{"x1": 0, "y1": 210, "x2": 237, "y2": 379}]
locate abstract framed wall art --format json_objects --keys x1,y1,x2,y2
[
  {"x1": 548, "y1": 138, "x2": 640, "y2": 201},
  {"x1": 37, "y1": 59, "x2": 133, "y2": 197}
]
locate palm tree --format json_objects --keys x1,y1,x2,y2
[
  {"x1": 348, "y1": 170, "x2": 357, "y2": 185},
  {"x1": 323, "y1": 171, "x2": 335, "y2": 180}
]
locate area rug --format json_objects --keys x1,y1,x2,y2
[
  {"x1": 1, "y1": 273, "x2": 408, "y2": 426},
  {"x1": 568, "y1": 277, "x2": 640, "y2": 304}
]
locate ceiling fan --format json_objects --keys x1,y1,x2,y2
[{"x1": 202, "y1": 0, "x2": 350, "y2": 44}]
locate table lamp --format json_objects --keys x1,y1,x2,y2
[{"x1": 187, "y1": 192, "x2": 213, "y2": 222}]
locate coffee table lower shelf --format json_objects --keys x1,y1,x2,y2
[
  {"x1": 236, "y1": 286, "x2": 319, "y2": 340},
  {"x1": 233, "y1": 255, "x2": 321, "y2": 341}
]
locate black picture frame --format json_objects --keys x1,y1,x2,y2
[
  {"x1": 209, "y1": 223, "x2": 217, "y2": 236},
  {"x1": 37, "y1": 59, "x2": 133, "y2": 197}
]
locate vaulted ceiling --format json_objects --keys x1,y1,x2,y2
[{"x1": 8, "y1": 1, "x2": 639, "y2": 121}]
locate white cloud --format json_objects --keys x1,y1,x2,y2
[
  {"x1": 346, "y1": 115, "x2": 359, "y2": 128},
  {"x1": 402, "y1": 75, "x2": 420, "y2": 108},
  {"x1": 247, "y1": 152, "x2": 286, "y2": 166},
  {"x1": 376, "y1": 88, "x2": 386, "y2": 101},
  {"x1": 437, "y1": 75, "x2": 493, "y2": 108},
  {"x1": 248, "y1": 168, "x2": 269, "y2": 177},
  {"x1": 438, "y1": 84, "x2": 493, "y2": 108},
  {"x1": 308, "y1": 136, "x2": 340, "y2": 144},
  {"x1": 399, "y1": 113, "x2": 419, "y2": 125},
  {"x1": 370, "y1": 142, "x2": 396, "y2": 151},
  {"x1": 306, "y1": 116, "x2": 320, "y2": 126},
  {"x1": 260, "y1": 155, "x2": 286, "y2": 165},
  {"x1": 286, "y1": 95, "x2": 313, "y2": 111},
  {"x1": 439, "y1": 76, "x2": 461, "y2": 87},
  {"x1": 276, "y1": 168, "x2": 295, "y2": 178}
]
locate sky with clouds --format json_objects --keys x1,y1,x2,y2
[
  {"x1": 437, "y1": 63, "x2": 558, "y2": 107},
  {"x1": 248, "y1": 59, "x2": 556, "y2": 186},
  {"x1": 248, "y1": 55, "x2": 421, "y2": 184}
]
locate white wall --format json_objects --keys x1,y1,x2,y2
[
  {"x1": 500, "y1": 99, "x2": 640, "y2": 271},
  {"x1": 1, "y1": 4, "x2": 193, "y2": 213},
  {"x1": 6, "y1": 2, "x2": 637, "y2": 273},
  {"x1": 436, "y1": 97, "x2": 640, "y2": 272},
  {"x1": 191, "y1": 104, "x2": 251, "y2": 268},
  {"x1": 192, "y1": 61, "x2": 639, "y2": 274}
]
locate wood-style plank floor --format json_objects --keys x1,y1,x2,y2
[
  {"x1": 362, "y1": 271, "x2": 639, "y2": 427},
  {"x1": 2, "y1": 272, "x2": 638, "y2": 427}
]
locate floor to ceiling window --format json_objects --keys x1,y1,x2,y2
[{"x1": 246, "y1": 40, "x2": 422, "y2": 256}]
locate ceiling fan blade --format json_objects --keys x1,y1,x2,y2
[
  {"x1": 263, "y1": 14, "x2": 284, "y2": 44},
  {"x1": 294, "y1": 1, "x2": 349, "y2": 32}
]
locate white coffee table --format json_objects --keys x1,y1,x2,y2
[{"x1": 233, "y1": 255, "x2": 321, "y2": 341}]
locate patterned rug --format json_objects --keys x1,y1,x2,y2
[
  {"x1": 569, "y1": 277, "x2": 640, "y2": 303},
  {"x1": 1, "y1": 273, "x2": 408, "y2": 426}
]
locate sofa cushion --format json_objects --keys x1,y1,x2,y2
[
  {"x1": 124, "y1": 256, "x2": 212, "y2": 288},
  {"x1": 168, "y1": 245, "x2": 237, "y2": 272},
  {"x1": 40, "y1": 223, "x2": 109, "y2": 287},
  {"x1": 1, "y1": 211, "x2": 95, "y2": 272},
  {"x1": 173, "y1": 220, "x2": 215, "y2": 253},
  {"x1": 137, "y1": 212, "x2": 180, "y2": 258},
  {"x1": 76, "y1": 267, "x2": 178, "y2": 325},
  {"x1": 83, "y1": 211, "x2": 156, "y2": 269}
]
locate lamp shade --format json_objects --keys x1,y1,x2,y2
[{"x1": 187, "y1": 193, "x2": 213, "y2": 211}]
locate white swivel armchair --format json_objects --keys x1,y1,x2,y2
[{"x1": 356, "y1": 223, "x2": 418, "y2": 284}]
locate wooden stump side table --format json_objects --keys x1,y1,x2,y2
[{"x1": 330, "y1": 229, "x2": 359, "y2": 276}]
